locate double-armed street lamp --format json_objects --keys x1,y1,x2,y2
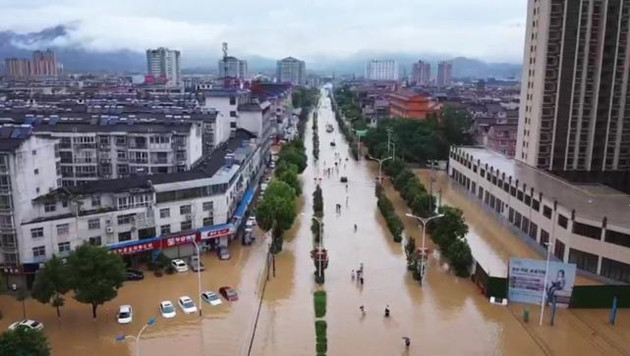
[{"x1": 405, "y1": 213, "x2": 445, "y2": 286}]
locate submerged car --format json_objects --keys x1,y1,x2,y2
[
  {"x1": 201, "y1": 291, "x2": 222, "y2": 306},
  {"x1": 159, "y1": 300, "x2": 176, "y2": 318},
  {"x1": 218, "y1": 247, "x2": 231, "y2": 260},
  {"x1": 125, "y1": 269, "x2": 144, "y2": 281},
  {"x1": 189, "y1": 255, "x2": 205, "y2": 272},
  {"x1": 8, "y1": 319, "x2": 44, "y2": 331},
  {"x1": 219, "y1": 286, "x2": 238, "y2": 302},
  {"x1": 178, "y1": 296, "x2": 198, "y2": 314},
  {"x1": 171, "y1": 259, "x2": 188, "y2": 273},
  {"x1": 117, "y1": 305, "x2": 133, "y2": 324}
]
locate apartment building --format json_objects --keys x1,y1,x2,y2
[
  {"x1": 411, "y1": 60, "x2": 431, "y2": 85},
  {"x1": 19, "y1": 129, "x2": 263, "y2": 270},
  {"x1": 276, "y1": 57, "x2": 306, "y2": 85},
  {"x1": 146, "y1": 48, "x2": 182, "y2": 87},
  {"x1": 450, "y1": 146, "x2": 630, "y2": 284},
  {"x1": 0, "y1": 127, "x2": 61, "y2": 266},
  {"x1": 517, "y1": 0, "x2": 630, "y2": 172},
  {"x1": 365, "y1": 60, "x2": 399, "y2": 81},
  {"x1": 437, "y1": 61, "x2": 453, "y2": 87},
  {"x1": 218, "y1": 56, "x2": 248, "y2": 79}
]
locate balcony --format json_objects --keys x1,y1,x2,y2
[{"x1": 76, "y1": 143, "x2": 97, "y2": 150}]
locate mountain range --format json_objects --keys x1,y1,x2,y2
[{"x1": 1, "y1": 25, "x2": 522, "y2": 79}]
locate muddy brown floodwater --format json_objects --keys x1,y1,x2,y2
[{"x1": 1, "y1": 86, "x2": 630, "y2": 355}]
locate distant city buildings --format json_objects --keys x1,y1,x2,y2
[
  {"x1": 365, "y1": 59, "x2": 399, "y2": 81},
  {"x1": 218, "y1": 56, "x2": 248, "y2": 80},
  {"x1": 4, "y1": 50, "x2": 61, "y2": 78},
  {"x1": 146, "y1": 47, "x2": 182, "y2": 87},
  {"x1": 276, "y1": 57, "x2": 305, "y2": 85},
  {"x1": 437, "y1": 61, "x2": 453, "y2": 87},
  {"x1": 517, "y1": 0, "x2": 630, "y2": 173},
  {"x1": 411, "y1": 60, "x2": 431, "y2": 85}
]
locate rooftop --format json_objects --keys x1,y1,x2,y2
[{"x1": 456, "y1": 147, "x2": 630, "y2": 226}]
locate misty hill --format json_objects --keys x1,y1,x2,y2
[{"x1": 0, "y1": 25, "x2": 522, "y2": 78}]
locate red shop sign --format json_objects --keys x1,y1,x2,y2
[
  {"x1": 202, "y1": 227, "x2": 232, "y2": 240},
  {"x1": 113, "y1": 241, "x2": 158, "y2": 255},
  {"x1": 161, "y1": 232, "x2": 200, "y2": 248}
]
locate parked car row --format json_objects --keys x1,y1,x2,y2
[{"x1": 116, "y1": 287, "x2": 239, "y2": 324}]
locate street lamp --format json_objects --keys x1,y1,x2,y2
[
  {"x1": 368, "y1": 156, "x2": 392, "y2": 184},
  {"x1": 405, "y1": 213, "x2": 445, "y2": 286},
  {"x1": 190, "y1": 240, "x2": 203, "y2": 317},
  {"x1": 301, "y1": 213, "x2": 324, "y2": 279},
  {"x1": 539, "y1": 240, "x2": 554, "y2": 326},
  {"x1": 116, "y1": 317, "x2": 155, "y2": 356}
]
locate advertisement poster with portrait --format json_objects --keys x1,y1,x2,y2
[{"x1": 508, "y1": 257, "x2": 577, "y2": 307}]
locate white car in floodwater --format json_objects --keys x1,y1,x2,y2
[
  {"x1": 171, "y1": 259, "x2": 188, "y2": 273},
  {"x1": 117, "y1": 305, "x2": 133, "y2": 324},
  {"x1": 8, "y1": 319, "x2": 44, "y2": 331},
  {"x1": 178, "y1": 296, "x2": 197, "y2": 314},
  {"x1": 159, "y1": 300, "x2": 176, "y2": 318},
  {"x1": 201, "y1": 291, "x2": 222, "y2": 306}
]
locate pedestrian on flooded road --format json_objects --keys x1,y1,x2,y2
[
  {"x1": 360, "y1": 276, "x2": 364, "y2": 285},
  {"x1": 385, "y1": 305, "x2": 390, "y2": 318},
  {"x1": 351, "y1": 270, "x2": 355, "y2": 280},
  {"x1": 346, "y1": 195, "x2": 349, "y2": 206},
  {"x1": 359, "y1": 305, "x2": 366, "y2": 316},
  {"x1": 354, "y1": 224, "x2": 357, "y2": 232},
  {"x1": 402, "y1": 337, "x2": 410, "y2": 348}
]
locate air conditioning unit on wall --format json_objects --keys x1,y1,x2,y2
[{"x1": 106, "y1": 226, "x2": 114, "y2": 234}]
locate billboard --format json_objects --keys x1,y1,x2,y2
[{"x1": 508, "y1": 257, "x2": 577, "y2": 307}]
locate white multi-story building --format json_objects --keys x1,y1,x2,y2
[
  {"x1": 449, "y1": 146, "x2": 630, "y2": 284},
  {"x1": 18, "y1": 129, "x2": 264, "y2": 267},
  {"x1": 0, "y1": 128, "x2": 61, "y2": 266},
  {"x1": 437, "y1": 61, "x2": 452, "y2": 87},
  {"x1": 365, "y1": 59, "x2": 399, "y2": 81},
  {"x1": 146, "y1": 48, "x2": 182, "y2": 87},
  {"x1": 218, "y1": 56, "x2": 248, "y2": 79},
  {"x1": 276, "y1": 57, "x2": 306, "y2": 85}
]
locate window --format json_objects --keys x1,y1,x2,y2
[
  {"x1": 540, "y1": 229, "x2": 549, "y2": 247},
  {"x1": 517, "y1": 190, "x2": 524, "y2": 201},
  {"x1": 31, "y1": 227, "x2": 44, "y2": 238},
  {"x1": 32, "y1": 150, "x2": 37, "y2": 156},
  {"x1": 57, "y1": 223, "x2": 69, "y2": 236},
  {"x1": 161, "y1": 224, "x2": 171, "y2": 235},
  {"x1": 514, "y1": 211, "x2": 522, "y2": 228},
  {"x1": 34, "y1": 168, "x2": 39, "y2": 175},
  {"x1": 117, "y1": 214, "x2": 135, "y2": 225},
  {"x1": 202, "y1": 201, "x2": 214, "y2": 211},
  {"x1": 36, "y1": 187, "x2": 40, "y2": 194},
  {"x1": 160, "y1": 208, "x2": 170, "y2": 219},
  {"x1": 521, "y1": 217, "x2": 529, "y2": 233},
  {"x1": 116, "y1": 136, "x2": 127, "y2": 146},
  {"x1": 32, "y1": 246, "x2": 46, "y2": 258},
  {"x1": 554, "y1": 239, "x2": 565, "y2": 260},
  {"x1": 568, "y1": 248, "x2": 598, "y2": 273},
  {"x1": 117, "y1": 150, "x2": 127, "y2": 160},
  {"x1": 558, "y1": 214, "x2": 568, "y2": 229},
  {"x1": 44, "y1": 203, "x2": 56, "y2": 212},
  {"x1": 572, "y1": 222, "x2": 602, "y2": 240},
  {"x1": 181, "y1": 221, "x2": 192, "y2": 231},
  {"x1": 601, "y1": 258, "x2": 630, "y2": 283},
  {"x1": 89, "y1": 236, "x2": 102, "y2": 246},
  {"x1": 118, "y1": 231, "x2": 132, "y2": 242},
  {"x1": 509, "y1": 208, "x2": 514, "y2": 223},
  {"x1": 532, "y1": 199, "x2": 540, "y2": 211},
  {"x1": 543, "y1": 205, "x2": 552, "y2": 219},
  {"x1": 91, "y1": 196, "x2": 101, "y2": 207},
  {"x1": 524, "y1": 195, "x2": 531, "y2": 206},
  {"x1": 180, "y1": 205, "x2": 192, "y2": 215},
  {"x1": 528, "y1": 222, "x2": 538, "y2": 240},
  {"x1": 62, "y1": 200, "x2": 68, "y2": 208},
  {"x1": 58, "y1": 242, "x2": 71, "y2": 254},
  {"x1": 229, "y1": 96, "x2": 236, "y2": 105},
  {"x1": 203, "y1": 216, "x2": 214, "y2": 226},
  {"x1": 510, "y1": 186, "x2": 517, "y2": 197},
  {"x1": 88, "y1": 218, "x2": 100, "y2": 230},
  {"x1": 229, "y1": 111, "x2": 237, "y2": 117},
  {"x1": 605, "y1": 229, "x2": 630, "y2": 248}
]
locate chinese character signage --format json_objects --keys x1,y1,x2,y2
[
  {"x1": 202, "y1": 228, "x2": 232, "y2": 240},
  {"x1": 508, "y1": 257, "x2": 576, "y2": 307},
  {"x1": 114, "y1": 241, "x2": 157, "y2": 255},
  {"x1": 163, "y1": 232, "x2": 199, "y2": 248}
]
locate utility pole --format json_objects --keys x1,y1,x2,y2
[{"x1": 386, "y1": 127, "x2": 393, "y2": 154}]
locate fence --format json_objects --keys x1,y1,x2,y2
[{"x1": 570, "y1": 285, "x2": 630, "y2": 309}]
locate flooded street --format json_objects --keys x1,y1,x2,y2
[{"x1": 1, "y1": 86, "x2": 629, "y2": 355}]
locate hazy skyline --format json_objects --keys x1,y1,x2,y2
[{"x1": 0, "y1": 0, "x2": 527, "y2": 64}]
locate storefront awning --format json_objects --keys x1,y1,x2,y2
[{"x1": 234, "y1": 187, "x2": 255, "y2": 220}]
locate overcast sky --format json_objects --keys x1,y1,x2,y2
[{"x1": 0, "y1": 0, "x2": 527, "y2": 63}]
